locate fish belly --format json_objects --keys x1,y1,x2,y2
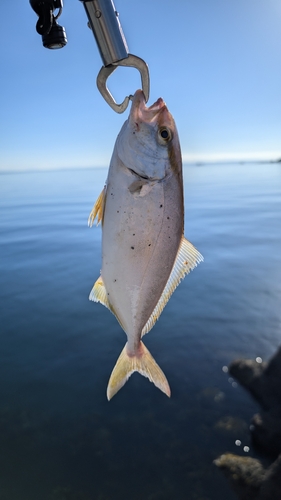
[{"x1": 101, "y1": 157, "x2": 183, "y2": 351}]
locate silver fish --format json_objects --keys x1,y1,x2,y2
[{"x1": 89, "y1": 90, "x2": 203, "y2": 400}]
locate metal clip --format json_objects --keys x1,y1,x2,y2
[
  {"x1": 81, "y1": 0, "x2": 150, "y2": 113},
  {"x1": 97, "y1": 54, "x2": 150, "y2": 113}
]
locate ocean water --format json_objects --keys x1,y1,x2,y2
[{"x1": 0, "y1": 163, "x2": 281, "y2": 500}]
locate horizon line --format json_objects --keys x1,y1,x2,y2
[{"x1": 1, "y1": 157, "x2": 281, "y2": 175}]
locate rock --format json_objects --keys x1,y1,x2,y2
[
  {"x1": 197, "y1": 386, "x2": 225, "y2": 403},
  {"x1": 251, "y1": 410, "x2": 281, "y2": 457},
  {"x1": 214, "y1": 415, "x2": 248, "y2": 435},
  {"x1": 214, "y1": 453, "x2": 281, "y2": 500},
  {"x1": 215, "y1": 346, "x2": 281, "y2": 499},
  {"x1": 229, "y1": 346, "x2": 281, "y2": 456},
  {"x1": 229, "y1": 347, "x2": 281, "y2": 411},
  {"x1": 258, "y1": 454, "x2": 281, "y2": 499},
  {"x1": 228, "y1": 359, "x2": 266, "y2": 407},
  {"x1": 214, "y1": 453, "x2": 265, "y2": 500}
]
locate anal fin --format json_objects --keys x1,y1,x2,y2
[
  {"x1": 141, "y1": 237, "x2": 203, "y2": 337},
  {"x1": 88, "y1": 185, "x2": 106, "y2": 227}
]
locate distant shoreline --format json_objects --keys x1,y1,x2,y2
[
  {"x1": 186, "y1": 158, "x2": 281, "y2": 167},
  {"x1": 0, "y1": 158, "x2": 280, "y2": 174}
]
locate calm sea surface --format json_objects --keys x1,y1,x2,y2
[{"x1": 0, "y1": 163, "x2": 281, "y2": 500}]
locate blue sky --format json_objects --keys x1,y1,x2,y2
[{"x1": 1, "y1": 0, "x2": 281, "y2": 171}]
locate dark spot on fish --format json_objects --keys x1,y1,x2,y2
[
  {"x1": 117, "y1": 211, "x2": 119, "y2": 213},
  {"x1": 114, "y1": 279, "x2": 117, "y2": 282},
  {"x1": 160, "y1": 204, "x2": 163, "y2": 208},
  {"x1": 148, "y1": 244, "x2": 151, "y2": 246},
  {"x1": 131, "y1": 246, "x2": 134, "y2": 250},
  {"x1": 167, "y1": 216, "x2": 170, "y2": 219}
]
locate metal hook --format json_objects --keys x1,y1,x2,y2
[{"x1": 96, "y1": 54, "x2": 150, "y2": 113}]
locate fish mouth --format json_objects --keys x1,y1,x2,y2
[{"x1": 130, "y1": 89, "x2": 168, "y2": 124}]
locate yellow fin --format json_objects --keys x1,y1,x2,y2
[
  {"x1": 88, "y1": 186, "x2": 106, "y2": 227},
  {"x1": 89, "y1": 276, "x2": 124, "y2": 330},
  {"x1": 141, "y1": 237, "x2": 203, "y2": 337},
  {"x1": 89, "y1": 275, "x2": 111, "y2": 308},
  {"x1": 107, "y1": 341, "x2": 171, "y2": 400}
]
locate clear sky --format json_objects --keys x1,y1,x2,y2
[{"x1": 1, "y1": 0, "x2": 281, "y2": 171}]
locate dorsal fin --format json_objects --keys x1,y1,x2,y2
[
  {"x1": 89, "y1": 275, "x2": 124, "y2": 330},
  {"x1": 141, "y1": 237, "x2": 203, "y2": 337},
  {"x1": 88, "y1": 186, "x2": 106, "y2": 227}
]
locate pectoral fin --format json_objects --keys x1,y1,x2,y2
[
  {"x1": 88, "y1": 186, "x2": 106, "y2": 227},
  {"x1": 141, "y1": 237, "x2": 203, "y2": 337},
  {"x1": 128, "y1": 179, "x2": 155, "y2": 197}
]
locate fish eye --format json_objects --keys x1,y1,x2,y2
[{"x1": 158, "y1": 127, "x2": 172, "y2": 144}]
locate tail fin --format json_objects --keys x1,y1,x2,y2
[{"x1": 107, "y1": 341, "x2": 171, "y2": 400}]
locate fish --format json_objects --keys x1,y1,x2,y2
[{"x1": 88, "y1": 89, "x2": 203, "y2": 400}]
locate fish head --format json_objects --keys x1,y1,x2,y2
[{"x1": 116, "y1": 90, "x2": 182, "y2": 181}]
